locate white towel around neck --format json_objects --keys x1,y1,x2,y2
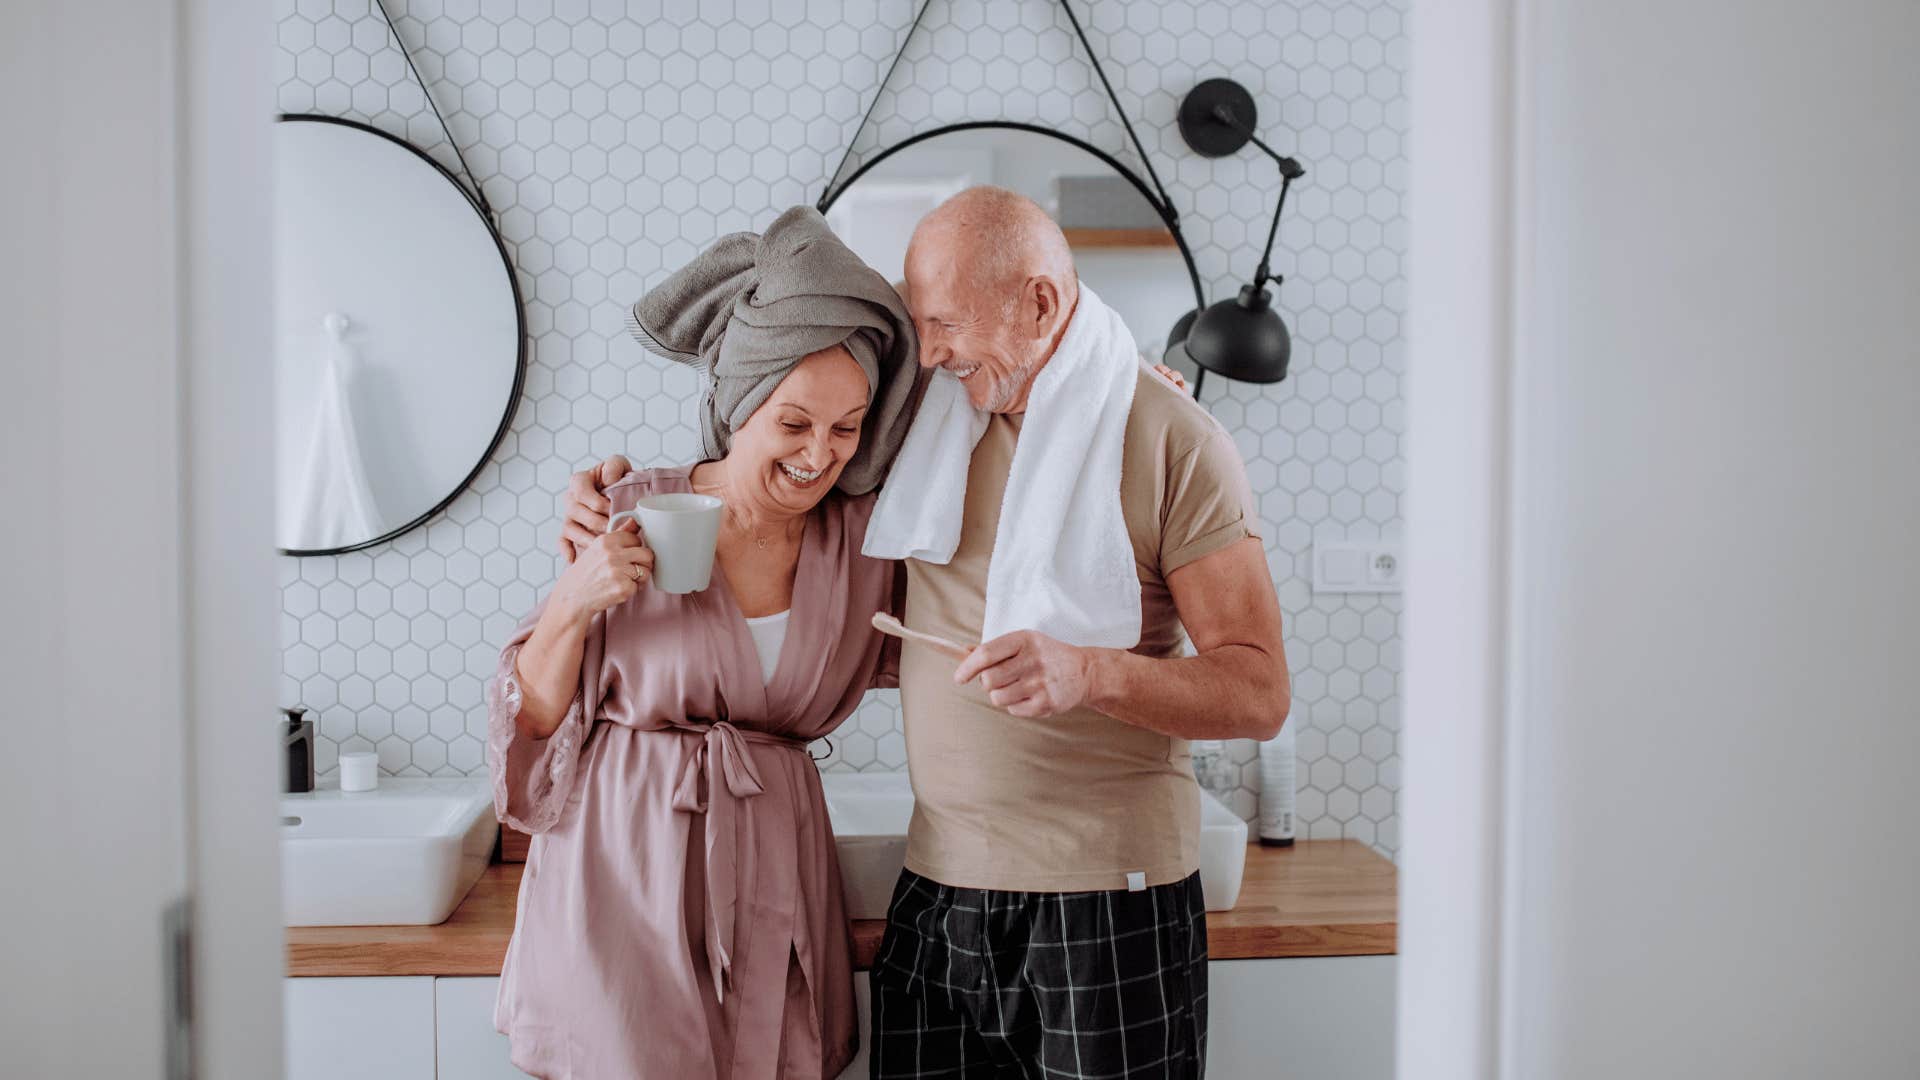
[{"x1": 863, "y1": 283, "x2": 1141, "y2": 649}]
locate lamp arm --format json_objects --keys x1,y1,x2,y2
[
  {"x1": 1210, "y1": 104, "x2": 1306, "y2": 290},
  {"x1": 1252, "y1": 173, "x2": 1297, "y2": 290}
]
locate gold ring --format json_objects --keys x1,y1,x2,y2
[{"x1": 629, "y1": 564, "x2": 644, "y2": 582}]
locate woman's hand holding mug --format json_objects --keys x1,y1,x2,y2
[
  {"x1": 552, "y1": 516, "x2": 654, "y2": 623},
  {"x1": 559, "y1": 455, "x2": 634, "y2": 562}
]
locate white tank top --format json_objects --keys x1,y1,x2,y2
[{"x1": 741, "y1": 609, "x2": 789, "y2": 684}]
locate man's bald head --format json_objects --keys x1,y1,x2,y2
[
  {"x1": 908, "y1": 186, "x2": 1077, "y2": 314},
  {"x1": 901, "y1": 187, "x2": 1081, "y2": 413}
]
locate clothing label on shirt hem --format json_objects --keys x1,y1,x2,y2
[{"x1": 903, "y1": 853, "x2": 1200, "y2": 894}]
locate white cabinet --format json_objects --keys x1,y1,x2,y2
[
  {"x1": 1207, "y1": 957, "x2": 1397, "y2": 1079},
  {"x1": 290, "y1": 957, "x2": 1394, "y2": 1079},
  {"x1": 435, "y1": 977, "x2": 524, "y2": 1080},
  {"x1": 286, "y1": 977, "x2": 519, "y2": 1080},
  {"x1": 284, "y1": 977, "x2": 436, "y2": 1080},
  {"x1": 839, "y1": 959, "x2": 1394, "y2": 1079}
]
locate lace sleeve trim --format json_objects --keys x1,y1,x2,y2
[{"x1": 485, "y1": 643, "x2": 588, "y2": 834}]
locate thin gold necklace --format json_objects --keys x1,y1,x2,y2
[
  {"x1": 699, "y1": 464, "x2": 803, "y2": 550},
  {"x1": 728, "y1": 505, "x2": 802, "y2": 550}
]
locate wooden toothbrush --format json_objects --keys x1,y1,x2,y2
[{"x1": 870, "y1": 612, "x2": 973, "y2": 660}]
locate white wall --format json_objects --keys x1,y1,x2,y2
[
  {"x1": 275, "y1": 0, "x2": 1412, "y2": 854},
  {"x1": 1, "y1": 4, "x2": 192, "y2": 1075},
  {"x1": 1405, "y1": 1, "x2": 1920, "y2": 1077},
  {"x1": 1397, "y1": 0, "x2": 1512, "y2": 1073},
  {"x1": 0, "y1": 2, "x2": 279, "y2": 1078}
]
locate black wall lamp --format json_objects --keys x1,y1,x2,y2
[{"x1": 1166, "y1": 78, "x2": 1306, "y2": 387}]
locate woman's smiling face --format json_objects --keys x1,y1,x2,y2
[{"x1": 726, "y1": 344, "x2": 870, "y2": 516}]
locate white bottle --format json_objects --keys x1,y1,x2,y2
[
  {"x1": 1188, "y1": 738, "x2": 1236, "y2": 804},
  {"x1": 1256, "y1": 718, "x2": 1297, "y2": 846}
]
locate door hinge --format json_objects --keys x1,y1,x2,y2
[{"x1": 164, "y1": 894, "x2": 195, "y2": 1080}]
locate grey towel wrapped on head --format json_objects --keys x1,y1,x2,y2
[{"x1": 625, "y1": 206, "x2": 920, "y2": 495}]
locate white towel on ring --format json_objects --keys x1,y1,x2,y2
[
  {"x1": 281, "y1": 318, "x2": 384, "y2": 550},
  {"x1": 863, "y1": 283, "x2": 1141, "y2": 649}
]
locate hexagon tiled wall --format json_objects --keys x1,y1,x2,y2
[{"x1": 277, "y1": 0, "x2": 1406, "y2": 857}]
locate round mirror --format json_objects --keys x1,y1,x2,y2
[
  {"x1": 274, "y1": 115, "x2": 525, "y2": 555},
  {"x1": 820, "y1": 125, "x2": 1203, "y2": 384}
]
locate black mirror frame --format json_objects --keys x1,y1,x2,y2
[
  {"x1": 814, "y1": 120, "x2": 1209, "y2": 335},
  {"x1": 274, "y1": 113, "x2": 529, "y2": 558}
]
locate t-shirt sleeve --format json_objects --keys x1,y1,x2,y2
[{"x1": 1159, "y1": 426, "x2": 1262, "y2": 574}]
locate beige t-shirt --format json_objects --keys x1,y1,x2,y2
[{"x1": 900, "y1": 370, "x2": 1261, "y2": 891}]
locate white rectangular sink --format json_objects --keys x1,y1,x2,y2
[
  {"x1": 281, "y1": 777, "x2": 498, "y2": 926},
  {"x1": 821, "y1": 772, "x2": 1248, "y2": 918},
  {"x1": 822, "y1": 773, "x2": 917, "y2": 921}
]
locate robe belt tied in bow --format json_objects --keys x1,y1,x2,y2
[{"x1": 665, "y1": 719, "x2": 813, "y2": 1004}]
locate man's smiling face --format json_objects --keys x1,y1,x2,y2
[{"x1": 904, "y1": 221, "x2": 1058, "y2": 413}]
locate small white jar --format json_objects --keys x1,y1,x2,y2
[{"x1": 338, "y1": 750, "x2": 379, "y2": 793}]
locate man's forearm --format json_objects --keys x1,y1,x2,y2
[
  {"x1": 957, "y1": 542, "x2": 1291, "y2": 733},
  {"x1": 1084, "y1": 644, "x2": 1289, "y2": 740}
]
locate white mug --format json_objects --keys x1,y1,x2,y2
[{"x1": 608, "y1": 493, "x2": 724, "y2": 594}]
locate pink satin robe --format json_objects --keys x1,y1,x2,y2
[{"x1": 486, "y1": 465, "x2": 899, "y2": 1079}]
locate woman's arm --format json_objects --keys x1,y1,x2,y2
[
  {"x1": 869, "y1": 559, "x2": 908, "y2": 691},
  {"x1": 514, "y1": 520, "x2": 654, "y2": 739},
  {"x1": 512, "y1": 606, "x2": 595, "y2": 740}
]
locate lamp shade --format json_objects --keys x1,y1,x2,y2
[
  {"x1": 1162, "y1": 308, "x2": 1199, "y2": 366},
  {"x1": 1184, "y1": 284, "x2": 1291, "y2": 384}
]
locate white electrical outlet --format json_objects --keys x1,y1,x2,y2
[{"x1": 1313, "y1": 539, "x2": 1404, "y2": 594}]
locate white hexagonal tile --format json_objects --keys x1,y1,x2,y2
[
  {"x1": 338, "y1": 673, "x2": 374, "y2": 711},
  {"x1": 275, "y1": 0, "x2": 1406, "y2": 829}
]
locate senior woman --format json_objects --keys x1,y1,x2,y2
[{"x1": 487, "y1": 207, "x2": 918, "y2": 1079}]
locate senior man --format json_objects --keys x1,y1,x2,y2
[{"x1": 561, "y1": 187, "x2": 1289, "y2": 1079}]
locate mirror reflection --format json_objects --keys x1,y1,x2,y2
[
  {"x1": 825, "y1": 128, "x2": 1201, "y2": 382},
  {"x1": 273, "y1": 117, "x2": 523, "y2": 554}
]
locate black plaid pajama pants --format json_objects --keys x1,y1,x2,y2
[{"x1": 869, "y1": 869, "x2": 1209, "y2": 1079}]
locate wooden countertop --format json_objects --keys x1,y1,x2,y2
[{"x1": 285, "y1": 839, "x2": 1397, "y2": 978}]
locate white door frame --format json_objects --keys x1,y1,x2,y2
[
  {"x1": 2, "y1": 1, "x2": 278, "y2": 1077},
  {"x1": 179, "y1": 1, "x2": 283, "y2": 1077},
  {"x1": 1, "y1": 4, "x2": 197, "y2": 1075},
  {"x1": 1398, "y1": 0, "x2": 1528, "y2": 1076}
]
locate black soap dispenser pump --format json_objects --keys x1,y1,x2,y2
[{"x1": 283, "y1": 706, "x2": 316, "y2": 793}]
